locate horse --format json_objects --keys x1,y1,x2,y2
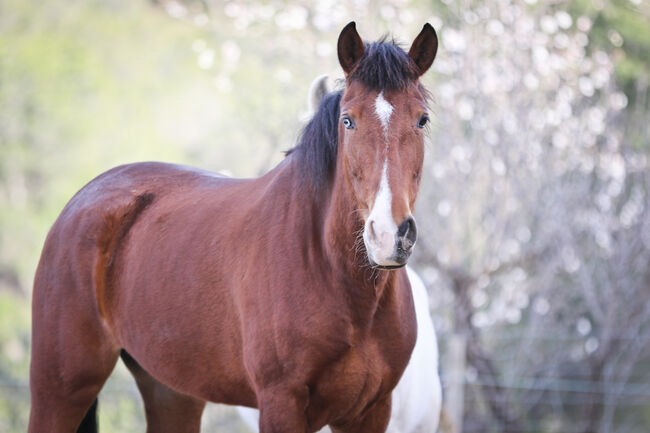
[
  {"x1": 236, "y1": 76, "x2": 442, "y2": 433},
  {"x1": 29, "y1": 21, "x2": 438, "y2": 433},
  {"x1": 237, "y1": 267, "x2": 442, "y2": 433}
]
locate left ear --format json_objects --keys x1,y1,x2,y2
[{"x1": 408, "y1": 23, "x2": 438, "y2": 76}]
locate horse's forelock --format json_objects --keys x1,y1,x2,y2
[{"x1": 348, "y1": 39, "x2": 420, "y2": 91}]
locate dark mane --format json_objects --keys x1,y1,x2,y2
[
  {"x1": 350, "y1": 38, "x2": 419, "y2": 90},
  {"x1": 286, "y1": 90, "x2": 342, "y2": 190},
  {"x1": 287, "y1": 40, "x2": 422, "y2": 190}
]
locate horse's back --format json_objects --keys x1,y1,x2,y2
[
  {"x1": 62, "y1": 162, "x2": 234, "y2": 214},
  {"x1": 35, "y1": 161, "x2": 234, "y2": 296}
]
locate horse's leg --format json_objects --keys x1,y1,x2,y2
[
  {"x1": 28, "y1": 308, "x2": 120, "y2": 433},
  {"x1": 121, "y1": 351, "x2": 206, "y2": 433},
  {"x1": 257, "y1": 386, "x2": 309, "y2": 433},
  {"x1": 330, "y1": 395, "x2": 392, "y2": 433}
]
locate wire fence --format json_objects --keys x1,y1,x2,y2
[
  {"x1": 2, "y1": 366, "x2": 649, "y2": 432},
  {"x1": 2, "y1": 333, "x2": 649, "y2": 433}
]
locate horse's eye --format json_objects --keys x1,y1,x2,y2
[
  {"x1": 417, "y1": 115, "x2": 429, "y2": 129},
  {"x1": 342, "y1": 116, "x2": 355, "y2": 130}
]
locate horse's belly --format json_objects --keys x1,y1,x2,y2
[
  {"x1": 120, "y1": 328, "x2": 256, "y2": 406},
  {"x1": 105, "y1": 201, "x2": 259, "y2": 405},
  {"x1": 111, "y1": 271, "x2": 256, "y2": 405}
]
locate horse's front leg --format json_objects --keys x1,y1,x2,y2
[
  {"x1": 258, "y1": 385, "x2": 310, "y2": 433},
  {"x1": 331, "y1": 394, "x2": 392, "y2": 433}
]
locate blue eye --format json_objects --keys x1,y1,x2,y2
[
  {"x1": 417, "y1": 114, "x2": 429, "y2": 129},
  {"x1": 342, "y1": 116, "x2": 355, "y2": 129}
]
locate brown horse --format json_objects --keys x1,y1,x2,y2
[{"x1": 29, "y1": 22, "x2": 438, "y2": 433}]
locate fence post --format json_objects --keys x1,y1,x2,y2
[{"x1": 444, "y1": 333, "x2": 466, "y2": 433}]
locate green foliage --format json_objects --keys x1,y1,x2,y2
[
  {"x1": 0, "y1": 0, "x2": 209, "y2": 296},
  {"x1": 0, "y1": 294, "x2": 30, "y2": 432},
  {"x1": 568, "y1": 0, "x2": 650, "y2": 102}
]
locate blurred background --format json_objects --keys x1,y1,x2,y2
[{"x1": 1, "y1": 0, "x2": 649, "y2": 432}]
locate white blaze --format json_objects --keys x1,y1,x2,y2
[
  {"x1": 365, "y1": 91, "x2": 398, "y2": 265},
  {"x1": 375, "y1": 91, "x2": 394, "y2": 132},
  {"x1": 364, "y1": 160, "x2": 398, "y2": 264}
]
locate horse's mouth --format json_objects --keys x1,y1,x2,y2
[
  {"x1": 374, "y1": 264, "x2": 406, "y2": 270},
  {"x1": 368, "y1": 258, "x2": 407, "y2": 270}
]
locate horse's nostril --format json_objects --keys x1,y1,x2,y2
[
  {"x1": 397, "y1": 218, "x2": 409, "y2": 237},
  {"x1": 397, "y1": 217, "x2": 417, "y2": 251}
]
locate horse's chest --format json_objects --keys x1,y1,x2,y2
[{"x1": 309, "y1": 336, "x2": 405, "y2": 425}]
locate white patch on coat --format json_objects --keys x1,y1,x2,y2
[
  {"x1": 387, "y1": 267, "x2": 442, "y2": 433},
  {"x1": 374, "y1": 91, "x2": 394, "y2": 132}
]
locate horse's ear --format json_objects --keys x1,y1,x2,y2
[
  {"x1": 408, "y1": 23, "x2": 438, "y2": 76},
  {"x1": 337, "y1": 22, "x2": 365, "y2": 75},
  {"x1": 307, "y1": 74, "x2": 331, "y2": 115}
]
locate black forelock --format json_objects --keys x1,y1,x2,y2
[{"x1": 348, "y1": 38, "x2": 419, "y2": 91}]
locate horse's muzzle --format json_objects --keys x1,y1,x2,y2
[{"x1": 365, "y1": 216, "x2": 417, "y2": 269}]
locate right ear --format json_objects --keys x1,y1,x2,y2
[{"x1": 337, "y1": 22, "x2": 365, "y2": 75}]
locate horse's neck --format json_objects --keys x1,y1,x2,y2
[
  {"x1": 320, "y1": 163, "x2": 394, "y2": 307},
  {"x1": 266, "y1": 157, "x2": 395, "y2": 319}
]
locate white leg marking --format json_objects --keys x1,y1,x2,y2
[{"x1": 375, "y1": 91, "x2": 394, "y2": 132}]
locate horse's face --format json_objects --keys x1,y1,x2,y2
[
  {"x1": 339, "y1": 81, "x2": 429, "y2": 269},
  {"x1": 337, "y1": 22, "x2": 438, "y2": 269}
]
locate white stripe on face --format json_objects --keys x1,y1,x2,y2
[
  {"x1": 364, "y1": 159, "x2": 398, "y2": 264},
  {"x1": 374, "y1": 91, "x2": 394, "y2": 133},
  {"x1": 363, "y1": 92, "x2": 398, "y2": 265}
]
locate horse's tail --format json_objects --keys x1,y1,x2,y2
[{"x1": 77, "y1": 399, "x2": 98, "y2": 433}]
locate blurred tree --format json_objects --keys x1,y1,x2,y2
[
  {"x1": 567, "y1": 0, "x2": 650, "y2": 105},
  {"x1": 1, "y1": 0, "x2": 648, "y2": 432},
  {"x1": 412, "y1": 1, "x2": 650, "y2": 432}
]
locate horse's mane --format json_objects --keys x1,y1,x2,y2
[
  {"x1": 287, "y1": 39, "x2": 421, "y2": 190},
  {"x1": 286, "y1": 90, "x2": 343, "y2": 190}
]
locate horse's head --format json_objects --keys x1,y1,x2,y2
[{"x1": 337, "y1": 22, "x2": 438, "y2": 269}]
